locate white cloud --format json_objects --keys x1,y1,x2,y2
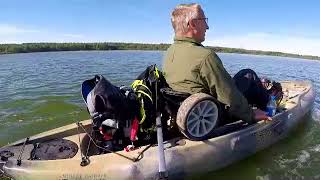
[
  {"x1": 205, "y1": 32, "x2": 320, "y2": 56},
  {"x1": 62, "y1": 33, "x2": 85, "y2": 38},
  {"x1": 0, "y1": 24, "x2": 86, "y2": 44},
  {"x1": 0, "y1": 24, "x2": 40, "y2": 35}
]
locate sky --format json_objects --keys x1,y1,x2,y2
[{"x1": 1, "y1": 0, "x2": 320, "y2": 56}]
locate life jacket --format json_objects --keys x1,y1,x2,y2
[{"x1": 131, "y1": 64, "x2": 169, "y2": 133}]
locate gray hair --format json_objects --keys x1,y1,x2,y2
[{"x1": 171, "y1": 3, "x2": 202, "y2": 34}]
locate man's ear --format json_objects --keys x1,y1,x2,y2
[{"x1": 188, "y1": 19, "x2": 196, "y2": 29}]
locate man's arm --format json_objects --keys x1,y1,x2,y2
[{"x1": 199, "y1": 52, "x2": 255, "y2": 123}]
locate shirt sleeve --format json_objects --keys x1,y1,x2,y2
[{"x1": 199, "y1": 51, "x2": 255, "y2": 123}]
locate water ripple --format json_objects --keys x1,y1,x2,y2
[{"x1": 312, "y1": 108, "x2": 320, "y2": 123}]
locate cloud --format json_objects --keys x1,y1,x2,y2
[
  {"x1": 205, "y1": 32, "x2": 320, "y2": 57},
  {"x1": 0, "y1": 24, "x2": 86, "y2": 44},
  {"x1": 62, "y1": 33, "x2": 85, "y2": 38},
  {"x1": 0, "y1": 24, "x2": 40, "y2": 35}
]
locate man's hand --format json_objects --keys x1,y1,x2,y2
[{"x1": 253, "y1": 108, "x2": 272, "y2": 121}]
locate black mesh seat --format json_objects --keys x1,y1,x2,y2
[{"x1": 160, "y1": 88, "x2": 191, "y2": 107}]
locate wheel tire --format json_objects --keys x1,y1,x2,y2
[{"x1": 176, "y1": 93, "x2": 220, "y2": 141}]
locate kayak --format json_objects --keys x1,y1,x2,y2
[{"x1": 0, "y1": 80, "x2": 316, "y2": 180}]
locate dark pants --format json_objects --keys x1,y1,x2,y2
[
  {"x1": 219, "y1": 69, "x2": 270, "y2": 125},
  {"x1": 233, "y1": 69, "x2": 270, "y2": 110}
]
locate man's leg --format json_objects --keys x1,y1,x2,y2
[{"x1": 233, "y1": 69, "x2": 269, "y2": 110}]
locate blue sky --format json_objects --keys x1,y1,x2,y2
[{"x1": 1, "y1": 0, "x2": 320, "y2": 56}]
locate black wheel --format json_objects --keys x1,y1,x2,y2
[{"x1": 176, "y1": 93, "x2": 220, "y2": 141}]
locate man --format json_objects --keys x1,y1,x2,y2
[{"x1": 163, "y1": 3, "x2": 269, "y2": 124}]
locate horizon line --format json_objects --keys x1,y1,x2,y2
[{"x1": 1, "y1": 41, "x2": 319, "y2": 59}]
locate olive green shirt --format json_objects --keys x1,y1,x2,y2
[{"x1": 162, "y1": 37, "x2": 254, "y2": 123}]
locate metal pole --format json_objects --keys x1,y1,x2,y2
[
  {"x1": 154, "y1": 74, "x2": 168, "y2": 179},
  {"x1": 156, "y1": 114, "x2": 167, "y2": 179}
]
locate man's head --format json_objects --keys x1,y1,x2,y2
[{"x1": 171, "y1": 3, "x2": 209, "y2": 43}]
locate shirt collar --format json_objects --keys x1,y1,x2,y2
[{"x1": 174, "y1": 36, "x2": 203, "y2": 46}]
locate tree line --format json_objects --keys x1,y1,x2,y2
[
  {"x1": 0, "y1": 42, "x2": 319, "y2": 60},
  {"x1": 210, "y1": 46, "x2": 320, "y2": 60},
  {"x1": 0, "y1": 43, "x2": 169, "y2": 53}
]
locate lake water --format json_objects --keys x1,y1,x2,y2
[{"x1": 0, "y1": 51, "x2": 319, "y2": 179}]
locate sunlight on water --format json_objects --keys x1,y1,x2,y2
[
  {"x1": 310, "y1": 144, "x2": 320, "y2": 152},
  {"x1": 297, "y1": 150, "x2": 311, "y2": 166},
  {"x1": 312, "y1": 107, "x2": 320, "y2": 123},
  {"x1": 256, "y1": 175, "x2": 271, "y2": 180}
]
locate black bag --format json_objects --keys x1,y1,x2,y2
[
  {"x1": 233, "y1": 69, "x2": 270, "y2": 110},
  {"x1": 82, "y1": 75, "x2": 139, "y2": 129}
]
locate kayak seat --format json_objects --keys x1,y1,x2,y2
[
  {"x1": 161, "y1": 88, "x2": 190, "y2": 107},
  {"x1": 160, "y1": 88, "x2": 222, "y2": 141}
]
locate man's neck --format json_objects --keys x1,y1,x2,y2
[
  {"x1": 174, "y1": 36, "x2": 203, "y2": 46},
  {"x1": 175, "y1": 32, "x2": 199, "y2": 43}
]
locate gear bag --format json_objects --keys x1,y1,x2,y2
[
  {"x1": 81, "y1": 75, "x2": 139, "y2": 131},
  {"x1": 131, "y1": 64, "x2": 169, "y2": 133}
]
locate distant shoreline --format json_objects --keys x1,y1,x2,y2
[{"x1": 1, "y1": 42, "x2": 319, "y2": 60}]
